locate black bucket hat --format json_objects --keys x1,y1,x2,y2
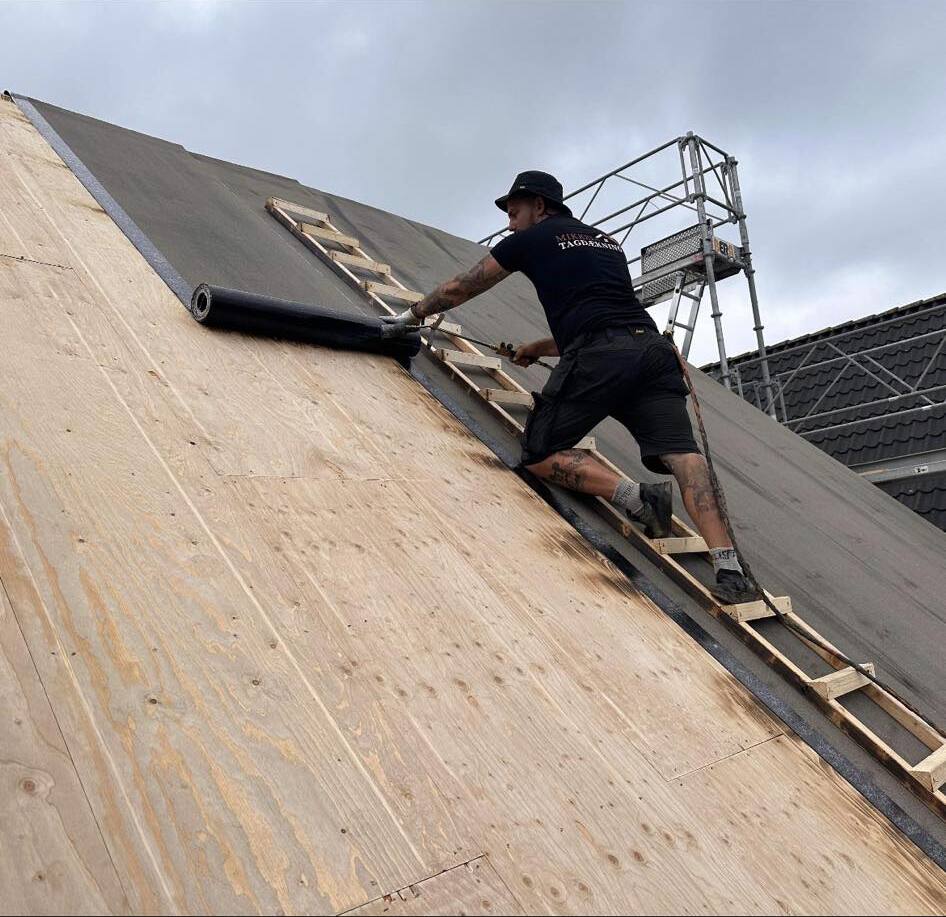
[{"x1": 495, "y1": 170, "x2": 572, "y2": 216}]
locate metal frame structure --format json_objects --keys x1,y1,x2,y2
[
  {"x1": 719, "y1": 296, "x2": 946, "y2": 435},
  {"x1": 479, "y1": 132, "x2": 775, "y2": 412}
]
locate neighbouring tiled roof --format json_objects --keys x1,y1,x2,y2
[
  {"x1": 877, "y1": 468, "x2": 946, "y2": 532},
  {"x1": 803, "y1": 403, "x2": 946, "y2": 466},
  {"x1": 703, "y1": 292, "x2": 946, "y2": 459},
  {"x1": 702, "y1": 292, "x2": 946, "y2": 530}
]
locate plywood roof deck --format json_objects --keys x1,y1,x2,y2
[
  {"x1": 29, "y1": 94, "x2": 944, "y2": 736},
  {"x1": 1, "y1": 98, "x2": 945, "y2": 915}
]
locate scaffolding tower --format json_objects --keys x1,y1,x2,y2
[{"x1": 479, "y1": 132, "x2": 776, "y2": 416}]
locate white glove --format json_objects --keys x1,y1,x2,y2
[{"x1": 380, "y1": 306, "x2": 421, "y2": 336}]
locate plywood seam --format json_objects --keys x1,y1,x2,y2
[
  {"x1": 670, "y1": 733, "x2": 785, "y2": 783},
  {"x1": 337, "y1": 854, "x2": 504, "y2": 915},
  {"x1": 214, "y1": 473, "x2": 449, "y2": 483},
  {"x1": 0, "y1": 496, "x2": 177, "y2": 910},
  {"x1": 472, "y1": 854, "x2": 529, "y2": 917},
  {"x1": 0, "y1": 570, "x2": 132, "y2": 909},
  {"x1": 596, "y1": 681, "x2": 784, "y2": 781},
  {"x1": 0, "y1": 251, "x2": 73, "y2": 271}
]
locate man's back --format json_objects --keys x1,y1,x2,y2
[{"x1": 490, "y1": 214, "x2": 657, "y2": 351}]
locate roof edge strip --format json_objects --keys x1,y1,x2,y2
[{"x1": 10, "y1": 93, "x2": 192, "y2": 306}]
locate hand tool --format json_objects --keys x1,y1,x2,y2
[{"x1": 427, "y1": 326, "x2": 557, "y2": 371}]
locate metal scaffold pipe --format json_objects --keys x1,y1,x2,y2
[
  {"x1": 727, "y1": 156, "x2": 776, "y2": 418},
  {"x1": 686, "y1": 134, "x2": 732, "y2": 390}
]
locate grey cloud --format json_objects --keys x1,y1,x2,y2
[{"x1": 2, "y1": 0, "x2": 944, "y2": 364}]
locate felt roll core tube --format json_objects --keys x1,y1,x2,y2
[{"x1": 188, "y1": 283, "x2": 422, "y2": 365}]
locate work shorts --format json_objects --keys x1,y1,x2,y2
[{"x1": 520, "y1": 327, "x2": 701, "y2": 474}]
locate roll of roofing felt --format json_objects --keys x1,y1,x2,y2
[{"x1": 189, "y1": 283, "x2": 422, "y2": 366}]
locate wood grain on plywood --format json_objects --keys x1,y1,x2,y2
[
  {"x1": 672, "y1": 735, "x2": 946, "y2": 915},
  {"x1": 0, "y1": 583, "x2": 129, "y2": 916},
  {"x1": 0, "y1": 349, "x2": 446, "y2": 910},
  {"x1": 0, "y1": 299, "x2": 437, "y2": 912},
  {"x1": 1, "y1": 257, "x2": 772, "y2": 910}
]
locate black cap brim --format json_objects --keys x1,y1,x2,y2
[{"x1": 494, "y1": 192, "x2": 571, "y2": 217}]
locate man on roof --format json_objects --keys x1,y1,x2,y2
[{"x1": 382, "y1": 170, "x2": 757, "y2": 604}]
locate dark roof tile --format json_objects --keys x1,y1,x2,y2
[
  {"x1": 876, "y1": 469, "x2": 946, "y2": 531},
  {"x1": 704, "y1": 294, "x2": 946, "y2": 468}
]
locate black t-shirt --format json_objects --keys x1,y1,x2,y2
[{"x1": 490, "y1": 214, "x2": 656, "y2": 351}]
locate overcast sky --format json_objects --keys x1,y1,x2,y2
[{"x1": 3, "y1": 0, "x2": 945, "y2": 365}]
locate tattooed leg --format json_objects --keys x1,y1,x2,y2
[
  {"x1": 661, "y1": 452, "x2": 731, "y2": 549},
  {"x1": 524, "y1": 449, "x2": 622, "y2": 497}
]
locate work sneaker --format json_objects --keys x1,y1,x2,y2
[
  {"x1": 710, "y1": 569, "x2": 761, "y2": 606},
  {"x1": 628, "y1": 482, "x2": 673, "y2": 539}
]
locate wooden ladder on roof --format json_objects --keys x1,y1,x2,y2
[{"x1": 266, "y1": 195, "x2": 946, "y2": 816}]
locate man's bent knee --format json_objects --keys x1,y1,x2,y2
[
  {"x1": 523, "y1": 456, "x2": 554, "y2": 478},
  {"x1": 524, "y1": 451, "x2": 573, "y2": 479},
  {"x1": 660, "y1": 451, "x2": 705, "y2": 473},
  {"x1": 524, "y1": 449, "x2": 588, "y2": 487}
]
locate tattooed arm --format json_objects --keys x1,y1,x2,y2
[
  {"x1": 380, "y1": 254, "x2": 510, "y2": 334},
  {"x1": 411, "y1": 254, "x2": 510, "y2": 319}
]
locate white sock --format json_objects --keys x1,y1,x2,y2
[
  {"x1": 710, "y1": 547, "x2": 743, "y2": 576},
  {"x1": 611, "y1": 479, "x2": 644, "y2": 515}
]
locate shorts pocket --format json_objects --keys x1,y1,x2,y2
[
  {"x1": 642, "y1": 338, "x2": 689, "y2": 396},
  {"x1": 539, "y1": 352, "x2": 578, "y2": 400},
  {"x1": 520, "y1": 392, "x2": 557, "y2": 464}
]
